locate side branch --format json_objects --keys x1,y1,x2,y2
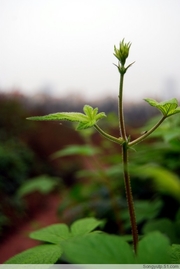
[
  {"x1": 94, "y1": 124, "x2": 124, "y2": 145},
  {"x1": 129, "y1": 116, "x2": 166, "y2": 147}
]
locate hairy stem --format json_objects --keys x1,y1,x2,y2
[
  {"x1": 122, "y1": 143, "x2": 138, "y2": 253},
  {"x1": 94, "y1": 124, "x2": 123, "y2": 145},
  {"x1": 119, "y1": 73, "x2": 127, "y2": 140},
  {"x1": 118, "y1": 69, "x2": 138, "y2": 253}
]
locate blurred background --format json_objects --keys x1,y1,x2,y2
[
  {"x1": 1, "y1": 0, "x2": 180, "y2": 101},
  {"x1": 0, "y1": 0, "x2": 180, "y2": 263}
]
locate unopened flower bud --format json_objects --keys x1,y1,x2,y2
[{"x1": 114, "y1": 39, "x2": 131, "y2": 66}]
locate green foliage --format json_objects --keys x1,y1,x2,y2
[
  {"x1": 143, "y1": 218, "x2": 179, "y2": 244},
  {"x1": 30, "y1": 223, "x2": 71, "y2": 245},
  {"x1": 62, "y1": 233, "x2": 135, "y2": 264},
  {"x1": 0, "y1": 139, "x2": 36, "y2": 235},
  {"x1": 4, "y1": 218, "x2": 104, "y2": 264},
  {"x1": 136, "y1": 231, "x2": 171, "y2": 264},
  {"x1": 144, "y1": 98, "x2": 180, "y2": 117},
  {"x1": 171, "y1": 244, "x2": 180, "y2": 264},
  {"x1": 54, "y1": 114, "x2": 180, "y2": 235},
  {"x1": 4, "y1": 244, "x2": 62, "y2": 264},
  {"x1": 134, "y1": 164, "x2": 180, "y2": 201},
  {"x1": 0, "y1": 139, "x2": 34, "y2": 194},
  {"x1": 146, "y1": 114, "x2": 180, "y2": 143},
  {"x1": 29, "y1": 218, "x2": 104, "y2": 244},
  {"x1": 27, "y1": 105, "x2": 106, "y2": 130},
  {"x1": 16, "y1": 175, "x2": 60, "y2": 197},
  {"x1": 51, "y1": 144, "x2": 101, "y2": 158},
  {"x1": 122, "y1": 199, "x2": 163, "y2": 229},
  {"x1": 4, "y1": 217, "x2": 176, "y2": 264},
  {"x1": 57, "y1": 181, "x2": 115, "y2": 225},
  {"x1": 4, "y1": 38, "x2": 180, "y2": 264},
  {"x1": 70, "y1": 217, "x2": 104, "y2": 235}
]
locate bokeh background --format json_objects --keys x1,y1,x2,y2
[{"x1": 1, "y1": 0, "x2": 180, "y2": 100}]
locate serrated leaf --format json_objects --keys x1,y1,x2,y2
[
  {"x1": 136, "y1": 231, "x2": 171, "y2": 263},
  {"x1": 27, "y1": 105, "x2": 106, "y2": 130},
  {"x1": 76, "y1": 120, "x2": 96, "y2": 130},
  {"x1": 4, "y1": 244, "x2": 62, "y2": 264},
  {"x1": 27, "y1": 112, "x2": 87, "y2": 122},
  {"x1": 144, "y1": 98, "x2": 180, "y2": 117},
  {"x1": 83, "y1": 105, "x2": 96, "y2": 118},
  {"x1": 30, "y1": 218, "x2": 103, "y2": 245},
  {"x1": 62, "y1": 233, "x2": 135, "y2": 264},
  {"x1": 70, "y1": 217, "x2": 104, "y2": 236},
  {"x1": 30, "y1": 224, "x2": 71, "y2": 244},
  {"x1": 96, "y1": 111, "x2": 107, "y2": 121}
]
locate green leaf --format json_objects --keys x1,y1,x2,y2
[
  {"x1": 27, "y1": 105, "x2": 106, "y2": 130},
  {"x1": 16, "y1": 175, "x2": 59, "y2": 197},
  {"x1": 30, "y1": 218, "x2": 103, "y2": 244},
  {"x1": 142, "y1": 218, "x2": 178, "y2": 244},
  {"x1": 62, "y1": 233, "x2": 135, "y2": 264},
  {"x1": 144, "y1": 98, "x2": 180, "y2": 117},
  {"x1": 135, "y1": 164, "x2": 180, "y2": 201},
  {"x1": 4, "y1": 244, "x2": 62, "y2": 264},
  {"x1": 51, "y1": 144, "x2": 101, "y2": 159},
  {"x1": 136, "y1": 231, "x2": 171, "y2": 263},
  {"x1": 70, "y1": 217, "x2": 105, "y2": 236},
  {"x1": 122, "y1": 199, "x2": 163, "y2": 229},
  {"x1": 77, "y1": 105, "x2": 106, "y2": 130},
  {"x1": 171, "y1": 244, "x2": 180, "y2": 264},
  {"x1": 27, "y1": 112, "x2": 87, "y2": 122},
  {"x1": 30, "y1": 224, "x2": 71, "y2": 244}
]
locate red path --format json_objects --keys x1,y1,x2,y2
[{"x1": 0, "y1": 193, "x2": 60, "y2": 263}]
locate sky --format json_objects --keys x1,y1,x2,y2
[{"x1": 1, "y1": 0, "x2": 180, "y2": 102}]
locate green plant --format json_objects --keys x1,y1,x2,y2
[
  {"x1": 16, "y1": 174, "x2": 61, "y2": 197},
  {"x1": 0, "y1": 139, "x2": 36, "y2": 235},
  {"x1": 4, "y1": 39, "x2": 180, "y2": 264}
]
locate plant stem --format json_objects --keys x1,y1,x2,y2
[
  {"x1": 94, "y1": 124, "x2": 123, "y2": 145},
  {"x1": 129, "y1": 116, "x2": 166, "y2": 147},
  {"x1": 119, "y1": 73, "x2": 127, "y2": 140},
  {"x1": 122, "y1": 143, "x2": 138, "y2": 253},
  {"x1": 118, "y1": 69, "x2": 138, "y2": 253}
]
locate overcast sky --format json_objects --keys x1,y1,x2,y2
[{"x1": 1, "y1": 0, "x2": 180, "y2": 101}]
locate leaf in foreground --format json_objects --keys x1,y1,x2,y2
[
  {"x1": 30, "y1": 223, "x2": 71, "y2": 244},
  {"x1": 142, "y1": 218, "x2": 177, "y2": 244},
  {"x1": 136, "y1": 231, "x2": 171, "y2": 263},
  {"x1": 30, "y1": 218, "x2": 104, "y2": 244},
  {"x1": 62, "y1": 233, "x2": 135, "y2": 264},
  {"x1": 4, "y1": 244, "x2": 62, "y2": 264},
  {"x1": 70, "y1": 217, "x2": 105, "y2": 236}
]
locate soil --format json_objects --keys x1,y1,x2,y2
[{"x1": 0, "y1": 192, "x2": 61, "y2": 264}]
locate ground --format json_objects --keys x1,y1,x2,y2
[{"x1": 0, "y1": 192, "x2": 60, "y2": 263}]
